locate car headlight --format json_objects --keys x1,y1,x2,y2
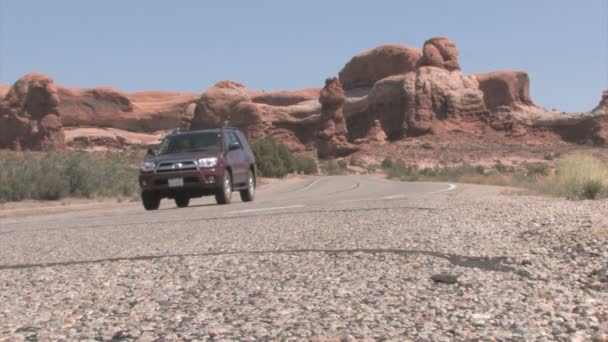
[
  {"x1": 197, "y1": 157, "x2": 218, "y2": 168},
  {"x1": 140, "y1": 161, "x2": 156, "y2": 172}
]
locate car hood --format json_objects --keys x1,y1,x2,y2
[{"x1": 150, "y1": 151, "x2": 221, "y2": 163}]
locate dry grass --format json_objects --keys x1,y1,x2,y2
[
  {"x1": 538, "y1": 154, "x2": 608, "y2": 200},
  {"x1": 382, "y1": 153, "x2": 608, "y2": 200}
]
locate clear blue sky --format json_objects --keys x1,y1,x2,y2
[{"x1": 0, "y1": 0, "x2": 606, "y2": 112}]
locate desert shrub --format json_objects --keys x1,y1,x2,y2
[
  {"x1": 337, "y1": 160, "x2": 348, "y2": 170},
  {"x1": 385, "y1": 160, "x2": 419, "y2": 181},
  {"x1": 293, "y1": 155, "x2": 317, "y2": 175},
  {"x1": 435, "y1": 164, "x2": 481, "y2": 179},
  {"x1": 349, "y1": 157, "x2": 366, "y2": 168},
  {"x1": 252, "y1": 137, "x2": 295, "y2": 178},
  {"x1": 523, "y1": 162, "x2": 549, "y2": 177},
  {"x1": 366, "y1": 164, "x2": 379, "y2": 174},
  {"x1": 381, "y1": 157, "x2": 394, "y2": 169},
  {"x1": 550, "y1": 154, "x2": 608, "y2": 199},
  {"x1": 0, "y1": 151, "x2": 140, "y2": 202},
  {"x1": 320, "y1": 159, "x2": 348, "y2": 176},
  {"x1": 494, "y1": 160, "x2": 513, "y2": 173}
]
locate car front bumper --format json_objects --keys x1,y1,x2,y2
[{"x1": 139, "y1": 168, "x2": 223, "y2": 198}]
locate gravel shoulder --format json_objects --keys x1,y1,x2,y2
[{"x1": 0, "y1": 176, "x2": 607, "y2": 341}]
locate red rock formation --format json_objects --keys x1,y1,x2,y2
[
  {"x1": 366, "y1": 119, "x2": 387, "y2": 144},
  {"x1": 417, "y1": 37, "x2": 460, "y2": 71},
  {"x1": 592, "y1": 90, "x2": 608, "y2": 113},
  {"x1": 0, "y1": 73, "x2": 64, "y2": 150},
  {"x1": 317, "y1": 78, "x2": 359, "y2": 157},
  {"x1": 339, "y1": 45, "x2": 422, "y2": 90},
  {"x1": 251, "y1": 88, "x2": 321, "y2": 106},
  {"x1": 191, "y1": 81, "x2": 252, "y2": 130},
  {"x1": 475, "y1": 71, "x2": 533, "y2": 110},
  {"x1": 0, "y1": 84, "x2": 10, "y2": 99},
  {"x1": 190, "y1": 81, "x2": 322, "y2": 151},
  {"x1": 58, "y1": 87, "x2": 198, "y2": 132},
  {"x1": 3, "y1": 36, "x2": 608, "y2": 154}
]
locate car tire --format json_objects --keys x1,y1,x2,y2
[
  {"x1": 175, "y1": 196, "x2": 190, "y2": 208},
  {"x1": 142, "y1": 191, "x2": 160, "y2": 211},
  {"x1": 240, "y1": 170, "x2": 255, "y2": 202},
  {"x1": 215, "y1": 170, "x2": 232, "y2": 205}
]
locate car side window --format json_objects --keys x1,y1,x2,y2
[{"x1": 226, "y1": 131, "x2": 241, "y2": 149}]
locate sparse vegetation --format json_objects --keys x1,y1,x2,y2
[
  {"x1": 380, "y1": 153, "x2": 608, "y2": 200},
  {"x1": 381, "y1": 157, "x2": 394, "y2": 169},
  {"x1": 319, "y1": 159, "x2": 348, "y2": 176},
  {"x1": 0, "y1": 151, "x2": 140, "y2": 202},
  {"x1": 547, "y1": 154, "x2": 608, "y2": 199},
  {"x1": 252, "y1": 136, "x2": 317, "y2": 177},
  {"x1": 293, "y1": 155, "x2": 318, "y2": 175}
]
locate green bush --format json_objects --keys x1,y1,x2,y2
[
  {"x1": 0, "y1": 151, "x2": 140, "y2": 202},
  {"x1": 252, "y1": 137, "x2": 295, "y2": 178},
  {"x1": 337, "y1": 160, "x2": 348, "y2": 170},
  {"x1": 523, "y1": 162, "x2": 549, "y2": 177},
  {"x1": 385, "y1": 159, "x2": 419, "y2": 181},
  {"x1": 349, "y1": 157, "x2": 366, "y2": 168},
  {"x1": 321, "y1": 159, "x2": 348, "y2": 176},
  {"x1": 293, "y1": 155, "x2": 317, "y2": 175},
  {"x1": 381, "y1": 157, "x2": 394, "y2": 169}
]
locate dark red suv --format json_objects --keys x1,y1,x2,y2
[{"x1": 138, "y1": 127, "x2": 256, "y2": 210}]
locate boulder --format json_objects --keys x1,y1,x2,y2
[
  {"x1": 339, "y1": 44, "x2": 422, "y2": 90},
  {"x1": 190, "y1": 80, "x2": 252, "y2": 130},
  {"x1": 417, "y1": 37, "x2": 460, "y2": 71},
  {"x1": 0, "y1": 73, "x2": 64, "y2": 150}
]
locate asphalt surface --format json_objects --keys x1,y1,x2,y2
[
  {"x1": 0, "y1": 175, "x2": 458, "y2": 268},
  {"x1": 1, "y1": 175, "x2": 607, "y2": 341}
]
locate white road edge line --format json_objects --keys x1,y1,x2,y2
[
  {"x1": 296, "y1": 178, "x2": 322, "y2": 192},
  {"x1": 228, "y1": 205, "x2": 305, "y2": 214},
  {"x1": 427, "y1": 183, "x2": 457, "y2": 194},
  {"x1": 382, "y1": 194, "x2": 406, "y2": 199}
]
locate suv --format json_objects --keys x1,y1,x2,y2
[{"x1": 138, "y1": 127, "x2": 256, "y2": 210}]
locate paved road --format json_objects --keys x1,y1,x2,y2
[
  {"x1": 0, "y1": 175, "x2": 458, "y2": 268},
  {"x1": 1, "y1": 175, "x2": 607, "y2": 341}
]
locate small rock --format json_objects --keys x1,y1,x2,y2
[{"x1": 431, "y1": 274, "x2": 459, "y2": 285}]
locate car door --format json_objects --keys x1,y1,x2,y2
[{"x1": 225, "y1": 131, "x2": 246, "y2": 184}]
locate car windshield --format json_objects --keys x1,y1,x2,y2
[{"x1": 157, "y1": 132, "x2": 221, "y2": 155}]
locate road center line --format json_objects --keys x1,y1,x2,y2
[{"x1": 228, "y1": 205, "x2": 305, "y2": 214}]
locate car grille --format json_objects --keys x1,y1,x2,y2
[
  {"x1": 156, "y1": 161, "x2": 197, "y2": 173},
  {"x1": 154, "y1": 177, "x2": 199, "y2": 186}
]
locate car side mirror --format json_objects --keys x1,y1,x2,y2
[
  {"x1": 146, "y1": 147, "x2": 157, "y2": 156},
  {"x1": 228, "y1": 142, "x2": 241, "y2": 151}
]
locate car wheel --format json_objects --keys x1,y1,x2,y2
[
  {"x1": 142, "y1": 191, "x2": 160, "y2": 211},
  {"x1": 240, "y1": 170, "x2": 255, "y2": 202},
  {"x1": 215, "y1": 170, "x2": 232, "y2": 205},
  {"x1": 175, "y1": 196, "x2": 190, "y2": 208}
]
